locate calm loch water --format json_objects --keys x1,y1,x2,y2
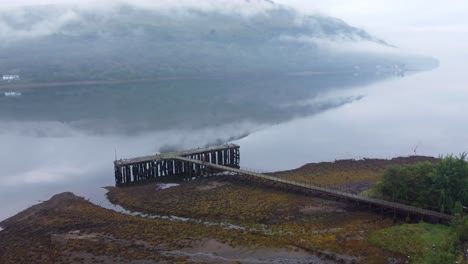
[{"x1": 1, "y1": 58, "x2": 467, "y2": 220}]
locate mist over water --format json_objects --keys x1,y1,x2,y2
[
  {"x1": 0, "y1": 72, "x2": 392, "y2": 220},
  {"x1": 0, "y1": 60, "x2": 466, "y2": 221},
  {"x1": 238, "y1": 59, "x2": 468, "y2": 170}
]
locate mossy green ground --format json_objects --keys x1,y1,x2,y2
[
  {"x1": 106, "y1": 175, "x2": 401, "y2": 262},
  {"x1": 369, "y1": 222, "x2": 459, "y2": 263},
  {"x1": 271, "y1": 156, "x2": 438, "y2": 189}
]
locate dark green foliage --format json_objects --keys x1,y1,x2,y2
[
  {"x1": 459, "y1": 220, "x2": 468, "y2": 242},
  {"x1": 431, "y1": 154, "x2": 468, "y2": 213},
  {"x1": 451, "y1": 202, "x2": 468, "y2": 242},
  {"x1": 378, "y1": 154, "x2": 468, "y2": 214},
  {"x1": 373, "y1": 155, "x2": 468, "y2": 262},
  {"x1": 379, "y1": 162, "x2": 436, "y2": 208}
]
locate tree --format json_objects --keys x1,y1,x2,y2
[
  {"x1": 430, "y1": 154, "x2": 468, "y2": 213},
  {"x1": 379, "y1": 154, "x2": 468, "y2": 214}
]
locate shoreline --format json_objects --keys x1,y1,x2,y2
[
  {"x1": 0, "y1": 155, "x2": 441, "y2": 263},
  {"x1": 0, "y1": 155, "x2": 438, "y2": 222}
]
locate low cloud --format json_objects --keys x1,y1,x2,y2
[
  {"x1": 279, "y1": 94, "x2": 364, "y2": 109},
  {"x1": 0, "y1": 8, "x2": 81, "y2": 40},
  {"x1": 113, "y1": 0, "x2": 277, "y2": 15},
  {"x1": 0, "y1": 0, "x2": 279, "y2": 41},
  {"x1": 278, "y1": 33, "x2": 399, "y2": 55}
]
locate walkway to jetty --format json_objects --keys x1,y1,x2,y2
[
  {"x1": 114, "y1": 144, "x2": 452, "y2": 223},
  {"x1": 176, "y1": 156, "x2": 452, "y2": 222}
]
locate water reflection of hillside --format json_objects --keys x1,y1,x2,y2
[{"x1": 0, "y1": 73, "x2": 396, "y2": 134}]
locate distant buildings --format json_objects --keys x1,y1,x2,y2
[
  {"x1": 4, "y1": 91, "x2": 22, "y2": 97},
  {"x1": 2, "y1": 75, "x2": 20, "y2": 81}
]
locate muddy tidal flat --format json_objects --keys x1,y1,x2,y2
[{"x1": 0, "y1": 156, "x2": 438, "y2": 263}]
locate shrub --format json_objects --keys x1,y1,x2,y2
[
  {"x1": 379, "y1": 154, "x2": 468, "y2": 214},
  {"x1": 429, "y1": 154, "x2": 468, "y2": 213},
  {"x1": 380, "y1": 162, "x2": 435, "y2": 207}
]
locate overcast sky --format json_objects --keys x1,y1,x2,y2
[{"x1": 1, "y1": 0, "x2": 467, "y2": 59}]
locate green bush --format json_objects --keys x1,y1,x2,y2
[
  {"x1": 380, "y1": 161, "x2": 436, "y2": 208},
  {"x1": 430, "y1": 154, "x2": 468, "y2": 213},
  {"x1": 379, "y1": 154, "x2": 468, "y2": 214}
]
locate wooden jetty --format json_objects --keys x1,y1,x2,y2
[
  {"x1": 174, "y1": 156, "x2": 452, "y2": 223},
  {"x1": 114, "y1": 144, "x2": 240, "y2": 186},
  {"x1": 114, "y1": 145, "x2": 452, "y2": 223}
]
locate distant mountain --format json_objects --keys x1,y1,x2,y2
[{"x1": 0, "y1": 1, "x2": 439, "y2": 82}]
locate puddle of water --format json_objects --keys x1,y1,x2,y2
[{"x1": 157, "y1": 183, "x2": 180, "y2": 190}]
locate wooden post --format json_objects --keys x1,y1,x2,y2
[
  {"x1": 195, "y1": 162, "x2": 200, "y2": 176},
  {"x1": 138, "y1": 163, "x2": 142, "y2": 181},
  {"x1": 189, "y1": 161, "x2": 192, "y2": 175},
  {"x1": 173, "y1": 160, "x2": 177, "y2": 175},
  {"x1": 144, "y1": 162, "x2": 148, "y2": 179},
  {"x1": 148, "y1": 162, "x2": 152, "y2": 178},
  {"x1": 165, "y1": 160, "x2": 169, "y2": 176},
  {"x1": 159, "y1": 161, "x2": 163, "y2": 177},
  {"x1": 159, "y1": 161, "x2": 162, "y2": 177},
  {"x1": 230, "y1": 148, "x2": 234, "y2": 166},
  {"x1": 125, "y1": 166, "x2": 130, "y2": 184},
  {"x1": 174, "y1": 160, "x2": 179, "y2": 175},
  {"x1": 138, "y1": 163, "x2": 142, "y2": 180},
  {"x1": 168, "y1": 160, "x2": 173, "y2": 175},
  {"x1": 185, "y1": 161, "x2": 190, "y2": 179},
  {"x1": 121, "y1": 166, "x2": 124, "y2": 185},
  {"x1": 115, "y1": 166, "x2": 122, "y2": 186}
]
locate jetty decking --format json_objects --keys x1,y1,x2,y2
[{"x1": 114, "y1": 145, "x2": 452, "y2": 223}]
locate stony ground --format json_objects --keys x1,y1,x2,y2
[{"x1": 0, "y1": 156, "x2": 438, "y2": 263}]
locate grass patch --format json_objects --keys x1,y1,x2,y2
[
  {"x1": 358, "y1": 185, "x2": 382, "y2": 198},
  {"x1": 368, "y1": 223, "x2": 457, "y2": 263}
]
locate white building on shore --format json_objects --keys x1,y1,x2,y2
[{"x1": 2, "y1": 75, "x2": 20, "y2": 81}]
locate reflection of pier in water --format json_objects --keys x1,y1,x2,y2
[{"x1": 114, "y1": 144, "x2": 452, "y2": 223}]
